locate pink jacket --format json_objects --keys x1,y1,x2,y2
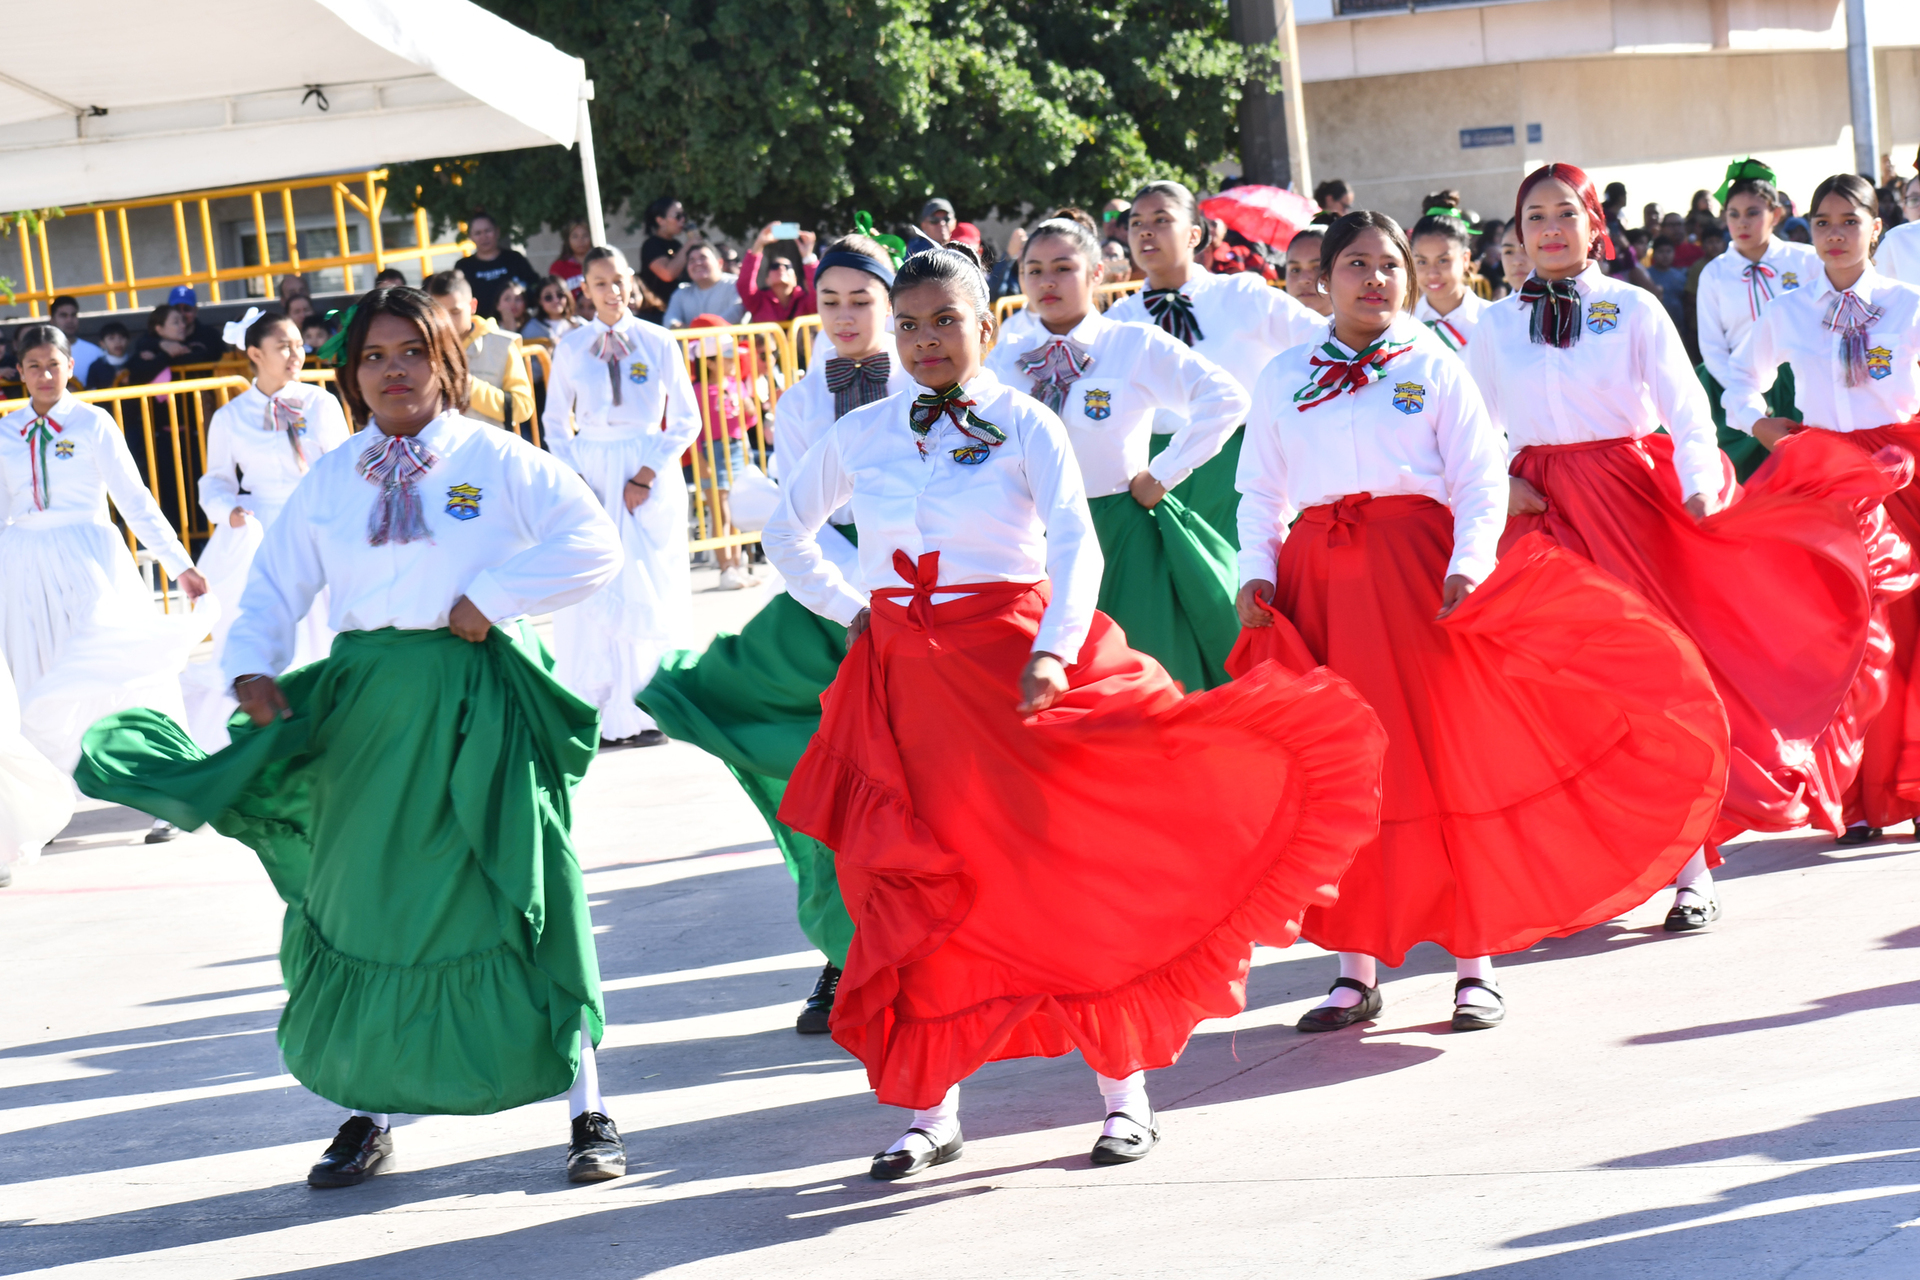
[{"x1": 737, "y1": 251, "x2": 818, "y2": 324}]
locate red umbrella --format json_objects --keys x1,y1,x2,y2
[{"x1": 1200, "y1": 185, "x2": 1319, "y2": 249}]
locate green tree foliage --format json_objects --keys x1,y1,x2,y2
[{"x1": 392, "y1": 1, "x2": 1270, "y2": 241}]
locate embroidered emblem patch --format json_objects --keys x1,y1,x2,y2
[
  {"x1": 53, "y1": 440, "x2": 75, "y2": 458},
  {"x1": 949, "y1": 444, "x2": 992, "y2": 466},
  {"x1": 628, "y1": 360, "x2": 649, "y2": 385},
  {"x1": 1391, "y1": 382, "x2": 1426, "y2": 415},
  {"x1": 1083, "y1": 388, "x2": 1112, "y2": 420},
  {"x1": 1868, "y1": 346, "x2": 1894, "y2": 381},
  {"x1": 1586, "y1": 300, "x2": 1620, "y2": 335},
  {"x1": 1781, "y1": 272, "x2": 1800, "y2": 290},
  {"x1": 445, "y1": 483, "x2": 482, "y2": 520}
]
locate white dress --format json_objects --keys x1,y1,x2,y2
[
  {"x1": 0, "y1": 657, "x2": 72, "y2": 875},
  {"x1": 542, "y1": 314, "x2": 703, "y2": 739},
  {"x1": 0, "y1": 395, "x2": 207, "y2": 770},
  {"x1": 185, "y1": 381, "x2": 352, "y2": 748}
]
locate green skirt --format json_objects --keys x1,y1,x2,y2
[
  {"x1": 638, "y1": 534, "x2": 856, "y2": 967},
  {"x1": 1152, "y1": 426, "x2": 1244, "y2": 549},
  {"x1": 1088, "y1": 490, "x2": 1241, "y2": 691},
  {"x1": 74, "y1": 625, "x2": 603, "y2": 1116},
  {"x1": 1697, "y1": 362, "x2": 1799, "y2": 483}
]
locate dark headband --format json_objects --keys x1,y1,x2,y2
[{"x1": 816, "y1": 248, "x2": 895, "y2": 287}]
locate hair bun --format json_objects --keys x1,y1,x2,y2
[{"x1": 940, "y1": 241, "x2": 984, "y2": 271}]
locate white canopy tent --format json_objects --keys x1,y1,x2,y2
[{"x1": 0, "y1": 0, "x2": 606, "y2": 242}]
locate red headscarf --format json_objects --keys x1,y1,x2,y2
[{"x1": 1513, "y1": 162, "x2": 1615, "y2": 262}]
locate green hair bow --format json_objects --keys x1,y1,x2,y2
[
  {"x1": 853, "y1": 211, "x2": 909, "y2": 269},
  {"x1": 1715, "y1": 158, "x2": 1777, "y2": 204},
  {"x1": 312, "y1": 305, "x2": 356, "y2": 367}
]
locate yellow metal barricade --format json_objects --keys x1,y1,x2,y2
[
  {"x1": 790, "y1": 315, "x2": 823, "y2": 368},
  {"x1": 993, "y1": 279, "x2": 1141, "y2": 331},
  {"x1": 672, "y1": 322, "x2": 795, "y2": 552},
  {"x1": 6, "y1": 170, "x2": 472, "y2": 316},
  {"x1": 517, "y1": 341, "x2": 550, "y2": 449}
]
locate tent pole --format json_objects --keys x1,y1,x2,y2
[{"x1": 577, "y1": 78, "x2": 607, "y2": 247}]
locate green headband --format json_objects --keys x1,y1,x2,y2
[
  {"x1": 1715, "y1": 157, "x2": 1777, "y2": 204},
  {"x1": 852, "y1": 211, "x2": 909, "y2": 269}
]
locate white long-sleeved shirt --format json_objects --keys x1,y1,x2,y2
[
  {"x1": 1412, "y1": 289, "x2": 1491, "y2": 353},
  {"x1": 774, "y1": 348, "x2": 916, "y2": 536},
  {"x1": 1876, "y1": 222, "x2": 1920, "y2": 284},
  {"x1": 1694, "y1": 239, "x2": 1822, "y2": 389},
  {"x1": 542, "y1": 313, "x2": 703, "y2": 476},
  {"x1": 983, "y1": 308, "x2": 1250, "y2": 497},
  {"x1": 1237, "y1": 315, "x2": 1507, "y2": 588},
  {"x1": 0, "y1": 394, "x2": 193, "y2": 575},
  {"x1": 1105, "y1": 264, "x2": 1323, "y2": 398},
  {"x1": 222, "y1": 410, "x2": 621, "y2": 682},
  {"x1": 762, "y1": 370, "x2": 1103, "y2": 663},
  {"x1": 1723, "y1": 264, "x2": 1920, "y2": 435},
  {"x1": 198, "y1": 381, "x2": 353, "y2": 526},
  {"x1": 1467, "y1": 264, "x2": 1722, "y2": 502}
]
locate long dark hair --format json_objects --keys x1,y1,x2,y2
[
  {"x1": 1320, "y1": 211, "x2": 1417, "y2": 313},
  {"x1": 1130, "y1": 179, "x2": 1212, "y2": 253},
  {"x1": 337, "y1": 287, "x2": 470, "y2": 426},
  {"x1": 643, "y1": 196, "x2": 682, "y2": 237}
]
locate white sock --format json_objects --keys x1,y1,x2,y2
[
  {"x1": 350, "y1": 1110, "x2": 390, "y2": 1131},
  {"x1": 568, "y1": 1024, "x2": 605, "y2": 1118},
  {"x1": 1096, "y1": 1070, "x2": 1152, "y2": 1139},
  {"x1": 1455, "y1": 955, "x2": 1497, "y2": 1004},
  {"x1": 1316, "y1": 952, "x2": 1378, "y2": 1009},
  {"x1": 1673, "y1": 848, "x2": 1715, "y2": 906},
  {"x1": 885, "y1": 1084, "x2": 959, "y2": 1154}
]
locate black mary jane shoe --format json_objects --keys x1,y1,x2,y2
[
  {"x1": 145, "y1": 821, "x2": 182, "y2": 844},
  {"x1": 635, "y1": 729, "x2": 668, "y2": 747},
  {"x1": 1451, "y1": 979, "x2": 1506, "y2": 1032},
  {"x1": 796, "y1": 964, "x2": 841, "y2": 1035},
  {"x1": 1090, "y1": 1111, "x2": 1159, "y2": 1166},
  {"x1": 870, "y1": 1128, "x2": 964, "y2": 1181},
  {"x1": 567, "y1": 1111, "x2": 627, "y2": 1183},
  {"x1": 1663, "y1": 896, "x2": 1722, "y2": 933},
  {"x1": 307, "y1": 1116, "x2": 393, "y2": 1188},
  {"x1": 1836, "y1": 825, "x2": 1884, "y2": 846},
  {"x1": 1296, "y1": 977, "x2": 1383, "y2": 1033}
]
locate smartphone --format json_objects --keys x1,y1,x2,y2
[{"x1": 771, "y1": 221, "x2": 801, "y2": 240}]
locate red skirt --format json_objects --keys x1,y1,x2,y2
[
  {"x1": 778, "y1": 550, "x2": 1387, "y2": 1109},
  {"x1": 1504, "y1": 431, "x2": 1911, "y2": 837},
  {"x1": 1806, "y1": 425, "x2": 1920, "y2": 827},
  {"x1": 1230, "y1": 495, "x2": 1727, "y2": 965}
]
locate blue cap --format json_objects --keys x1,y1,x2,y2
[{"x1": 168, "y1": 285, "x2": 198, "y2": 306}]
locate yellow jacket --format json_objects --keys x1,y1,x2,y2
[{"x1": 462, "y1": 315, "x2": 535, "y2": 429}]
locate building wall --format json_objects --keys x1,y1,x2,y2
[{"x1": 1302, "y1": 46, "x2": 1916, "y2": 228}]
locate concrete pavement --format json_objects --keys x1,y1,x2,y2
[{"x1": 4, "y1": 571, "x2": 1920, "y2": 1278}]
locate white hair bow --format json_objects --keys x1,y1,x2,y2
[{"x1": 222, "y1": 306, "x2": 265, "y2": 349}]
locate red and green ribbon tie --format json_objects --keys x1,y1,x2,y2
[{"x1": 1292, "y1": 339, "x2": 1413, "y2": 412}]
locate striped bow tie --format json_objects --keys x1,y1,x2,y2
[
  {"x1": 1293, "y1": 338, "x2": 1414, "y2": 412},
  {"x1": 1014, "y1": 336, "x2": 1095, "y2": 414},
  {"x1": 593, "y1": 326, "x2": 634, "y2": 406},
  {"x1": 822, "y1": 354, "x2": 891, "y2": 420},
  {"x1": 356, "y1": 432, "x2": 438, "y2": 547},
  {"x1": 20, "y1": 415, "x2": 62, "y2": 511},
  {"x1": 1822, "y1": 289, "x2": 1884, "y2": 389},
  {"x1": 1742, "y1": 262, "x2": 1777, "y2": 320},
  {"x1": 1142, "y1": 288, "x2": 1203, "y2": 346},
  {"x1": 266, "y1": 393, "x2": 310, "y2": 466},
  {"x1": 909, "y1": 384, "x2": 1006, "y2": 461}
]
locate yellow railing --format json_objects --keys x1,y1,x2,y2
[
  {"x1": 993, "y1": 279, "x2": 1144, "y2": 326},
  {"x1": 7, "y1": 169, "x2": 473, "y2": 316},
  {"x1": 0, "y1": 370, "x2": 343, "y2": 609},
  {"x1": 790, "y1": 315, "x2": 823, "y2": 367}
]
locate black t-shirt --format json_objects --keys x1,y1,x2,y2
[{"x1": 455, "y1": 250, "x2": 542, "y2": 317}]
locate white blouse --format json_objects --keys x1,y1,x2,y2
[
  {"x1": 1412, "y1": 289, "x2": 1492, "y2": 352},
  {"x1": 1723, "y1": 264, "x2": 1920, "y2": 435},
  {"x1": 763, "y1": 370, "x2": 1102, "y2": 663},
  {"x1": 0, "y1": 395, "x2": 193, "y2": 575},
  {"x1": 1876, "y1": 222, "x2": 1920, "y2": 285},
  {"x1": 1105, "y1": 265, "x2": 1322, "y2": 399},
  {"x1": 222, "y1": 410, "x2": 621, "y2": 682},
  {"x1": 542, "y1": 313, "x2": 704, "y2": 475},
  {"x1": 982, "y1": 308, "x2": 1250, "y2": 498},
  {"x1": 1695, "y1": 239, "x2": 1822, "y2": 389},
  {"x1": 1237, "y1": 316, "x2": 1507, "y2": 589},
  {"x1": 1466, "y1": 264, "x2": 1722, "y2": 503},
  {"x1": 198, "y1": 381, "x2": 353, "y2": 526}
]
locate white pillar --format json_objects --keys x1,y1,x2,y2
[
  {"x1": 1846, "y1": 0, "x2": 1879, "y2": 180},
  {"x1": 577, "y1": 78, "x2": 607, "y2": 247}
]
